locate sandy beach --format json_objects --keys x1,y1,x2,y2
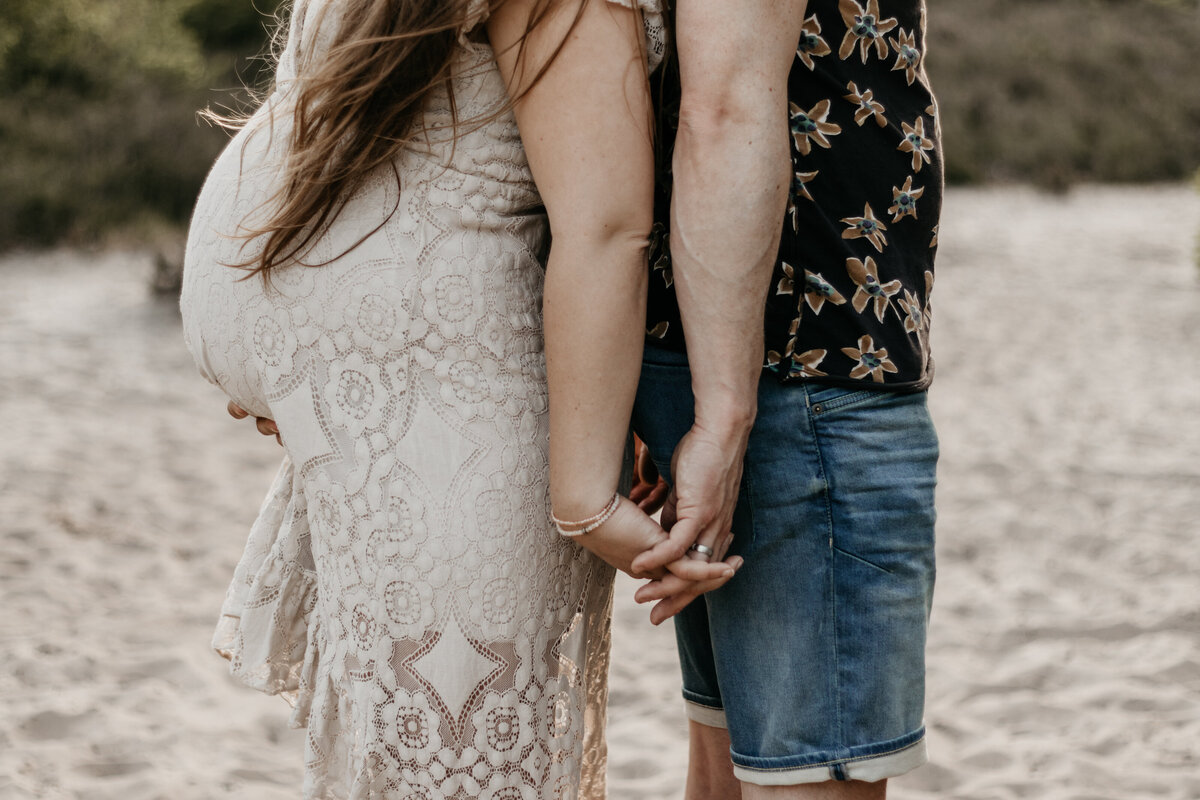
[{"x1": 1, "y1": 184, "x2": 1198, "y2": 799}]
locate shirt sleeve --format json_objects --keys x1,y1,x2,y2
[
  {"x1": 461, "y1": 0, "x2": 492, "y2": 37},
  {"x1": 461, "y1": 0, "x2": 667, "y2": 72}
]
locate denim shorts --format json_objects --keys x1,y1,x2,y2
[{"x1": 632, "y1": 345, "x2": 938, "y2": 785}]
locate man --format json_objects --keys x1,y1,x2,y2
[{"x1": 629, "y1": 1, "x2": 941, "y2": 797}]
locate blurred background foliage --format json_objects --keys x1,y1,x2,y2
[
  {"x1": 0, "y1": 0, "x2": 1197, "y2": 250},
  {"x1": 0, "y1": 0, "x2": 281, "y2": 248}
]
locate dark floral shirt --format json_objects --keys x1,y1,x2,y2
[{"x1": 647, "y1": 0, "x2": 942, "y2": 391}]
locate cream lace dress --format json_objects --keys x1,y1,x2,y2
[{"x1": 180, "y1": 1, "x2": 663, "y2": 798}]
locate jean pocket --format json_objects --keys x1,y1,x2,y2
[{"x1": 806, "y1": 385, "x2": 881, "y2": 415}]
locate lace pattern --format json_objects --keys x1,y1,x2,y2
[{"x1": 181, "y1": 22, "x2": 628, "y2": 798}]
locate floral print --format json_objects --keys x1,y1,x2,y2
[
  {"x1": 841, "y1": 202, "x2": 889, "y2": 252},
  {"x1": 888, "y1": 175, "x2": 924, "y2": 221},
  {"x1": 898, "y1": 289, "x2": 923, "y2": 333},
  {"x1": 790, "y1": 349, "x2": 829, "y2": 379},
  {"x1": 777, "y1": 262, "x2": 796, "y2": 296},
  {"x1": 844, "y1": 81, "x2": 887, "y2": 127},
  {"x1": 841, "y1": 334, "x2": 899, "y2": 382},
  {"x1": 803, "y1": 268, "x2": 849, "y2": 313},
  {"x1": 889, "y1": 28, "x2": 922, "y2": 84},
  {"x1": 793, "y1": 169, "x2": 819, "y2": 203},
  {"x1": 899, "y1": 117, "x2": 935, "y2": 172},
  {"x1": 838, "y1": 0, "x2": 899, "y2": 62},
  {"x1": 645, "y1": 0, "x2": 941, "y2": 391},
  {"x1": 766, "y1": 347, "x2": 830, "y2": 379},
  {"x1": 796, "y1": 15, "x2": 832, "y2": 70},
  {"x1": 789, "y1": 99, "x2": 843, "y2": 155},
  {"x1": 846, "y1": 256, "x2": 902, "y2": 321},
  {"x1": 787, "y1": 170, "x2": 820, "y2": 232}
]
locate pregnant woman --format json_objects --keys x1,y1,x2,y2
[{"x1": 180, "y1": 0, "x2": 735, "y2": 797}]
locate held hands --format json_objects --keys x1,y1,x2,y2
[
  {"x1": 629, "y1": 421, "x2": 751, "y2": 623},
  {"x1": 629, "y1": 437, "x2": 669, "y2": 515},
  {"x1": 564, "y1": 495, "x2": 742, "y2": 600},
  {"x1": 566, "y1": 433, "x2": 743, "y2": 625}
]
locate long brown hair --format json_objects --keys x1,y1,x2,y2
[{"x1": 225, "y1": 0, "x2": 588, "y2": 282}]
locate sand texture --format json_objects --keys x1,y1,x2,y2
[{"x1": 1, "y1": 185, "x2": 1198, "y2": 798}]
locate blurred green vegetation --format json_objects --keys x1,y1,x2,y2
[
  {"x1": 0, "y1": 0, "x2": 1196, "y2": 249},
  {"x1": 0, "y1": 0, "x2": 281, "y2": 248}
]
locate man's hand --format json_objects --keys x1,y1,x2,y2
[
  {"x1": 630, "y1": 420, "x2": 749, "y2": 575},
  {"x1": 628, "y1": 423, "x2": 750, "y2": 624},
  {"x1": 227, "y1": 401, "x2": 281, "y2": 445}
]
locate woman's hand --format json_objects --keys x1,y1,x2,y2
[
  {"x1": 629, "y1": 436, "x2": 669, "y2": 515},
  {"x1": 568, "y1": 496, "x2": 742, "y2": 623},
  {"x1": 227, "y1": 401, "x2": 281, "y2": 445},
  {"x1": 633, "y1": 551, "x2": 741, "y2": 625}
]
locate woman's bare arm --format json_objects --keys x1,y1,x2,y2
[{"x1": 487, "y1": 0, "x2": 738, "y2": 589}]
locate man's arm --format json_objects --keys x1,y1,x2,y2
[{"x1": 632, "y1": 0, "x2": 806, "y2": 605}]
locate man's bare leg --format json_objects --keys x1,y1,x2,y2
[
  {"x1": 685, "y1": 721, "x2": 887, "y2": 800},
  {"x1": 742, "y1": 780, "x2": 886, "y2": 800},
  {"x1": 684, "y1": 721, "x2": 739, "y2": 800}
]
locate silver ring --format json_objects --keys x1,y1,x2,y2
[{"x1": 689, "y1": 543, "x2": 714, "y2": 556}]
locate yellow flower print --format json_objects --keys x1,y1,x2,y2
[
  {"x1": 844, "y1": 81, "x2": 887, "y2": 128},
  {"x1": 787, "y1": 170, "x2": 819, "y2": 232},
  {"x1": 790, "y1": 348, "x2": 829, "y2": 379},
  {"x1": 929, "y1": 225, "x2": 939, "y2": 248},
  {"x1": 899, "y1": 118, "x2": 934, "y2": 172},
  {"x1": 789, "y1": 99, "x2": 842, "y2": 156},
  {"x1": 846, "y1": 256, "x2": 902, "y2": 322},
  {"x1": 888, "y1": 28, "x2": 922, "y2": 85},
  {"x1": 793, "y1": 170, "x2": 819, "y2": 202},
  {"x1": 777, "y1": 262, "x2": 796, "y2": 296},
  {"x1": 841, "y1": 334, "x2": 899, "y2": 382},
  {"x1": 838, "y1": 0, "x2": 898, "y2": 63},
  {"x1": 803, "y1": 269, "x2": 848, "y2": 314},
  {"x1": 898, "y1": 289, "x2": 924, "y2": 333},
  {"x1": 841, "y1": 202, "x2": 888, "y2": 252},
  {"x1": 796, "y1": 15, "x2": 832, "y2": 70},
  {"x1": 888, "y1": 175, "x2": 924, "y2": 222}
]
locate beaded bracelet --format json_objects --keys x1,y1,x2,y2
[{"x1": 551, "y1": 491, "x2": 621, "y2": 538}]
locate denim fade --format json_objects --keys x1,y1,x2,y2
[{"x1": 632, "y1": 345, "x2": 938, "y2": 785}]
